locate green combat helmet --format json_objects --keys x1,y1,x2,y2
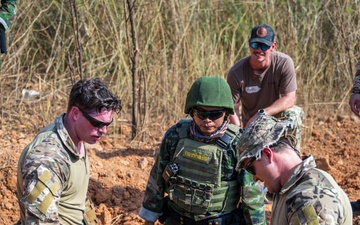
[
  {"x1": 184, "y1": 76, "x2": 234, "y2": 114},
  {"x1": 235, "y1": 114, "x2": 296, "y2": 171}
]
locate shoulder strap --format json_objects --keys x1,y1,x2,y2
[
  {"x1": 176, "y1": 118, "x2": 192, "y2": 139},
  {"x1": 216, "y1": 123, "x2": 240, "y2": 149}
]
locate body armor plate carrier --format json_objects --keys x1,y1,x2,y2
[{"x1": 167, "y1": 119, "x2": 240, "y2": 220}]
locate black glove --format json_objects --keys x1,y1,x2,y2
[{"x1": 0, "y1": 24, "x2": 7, "y2": 54}]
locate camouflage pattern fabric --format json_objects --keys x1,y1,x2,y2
[
  {"x1": 139, "y1": 119, "x2": 266, "y2": 224},
  {"x1": 236, "y1": 106, "x2": 303, "y2": 169},
  {"x1": 0, "y1": 0, "x2": 17, "y2": 29},
  {"x1": 271, "y1": 155, "x2": 352, "y2": 225},
  {"x1": 17, "y1": 114, "x2": 90, "y2": 225},
  {"x1": 238, "y1": 170, "x2": 266, "y2": 225},
  {"x1": 277, "y1": 105, "x2": 304, "y2": 151}
]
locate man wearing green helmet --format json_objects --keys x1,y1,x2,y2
[{"x1": 139, "y1": 76, "x2": 265, "y2": 225}]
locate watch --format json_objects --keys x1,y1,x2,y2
[{"x1": 258, "y1": 109, "x2": 266, "y2": 115}]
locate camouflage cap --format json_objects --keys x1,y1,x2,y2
[{"x1": 235, "y1": 114, "x2": 291, "y2": 171}]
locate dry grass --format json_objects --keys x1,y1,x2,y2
[{"x1": 0, "y1": 0, "x2": 359, "y2": 140}]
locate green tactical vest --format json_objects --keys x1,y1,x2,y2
[{"x1": 168, "y1": 119, "x2": 240, "y2": 219}]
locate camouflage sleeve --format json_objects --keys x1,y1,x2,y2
[
  {"x1": 352, "y1": 60, "x2": 360, "y2": 94},
  {"x1": 238, "y1": 169, "x2": 266, "y2": 225},
  {"x1": 19, "y1": 140, "x2": 69, "y2": 224},
  {"x1": 140, "y1": 125, "x2": 179, "y2": 221},
  {"x1": 287, "y1": 167, "x2": 348, "y2": 225},
  {"x1": 287, "y1": 187, "x2": 345, "y2": 225},
  {"x1": 0, "y1": 0, "x2": 17, "y2": 29}
]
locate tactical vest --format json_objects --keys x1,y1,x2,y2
[{"x1": 167, "y1": 119, "x2": 240, "y2": 219}]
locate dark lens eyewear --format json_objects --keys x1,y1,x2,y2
[
  {"x1": 77, "y1": 107, "x2": 113, "y2": 128},
  {"x1": 250, "y1": 42, "x2": 271, "y2": 51},
  {"x1": 193, "y1": 108, "x2": 225, "y2": 120},
  {"x1": 243, "y1": 157, "x2": 256, "y2": 175}
]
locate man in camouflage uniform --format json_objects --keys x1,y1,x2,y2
[
  {"x1": 349, "y1": 59, "x2": 360, "y2": 214},
  {"x1": 16, "y1": 78, "x2": 122, "y2": 224},
  {"x1": 236, "y1": 114, "x2": 352, "y2": 225},
  {"x1": 139, "y1": 76, "x2": 265, "y2": 225},
  {"x1": 0, "y1": 0, "x2": 17, "y2": 70}
]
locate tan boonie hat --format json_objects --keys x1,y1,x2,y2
[{"x1": 235, "y1": 114, "x2": 293, "y2": 171}]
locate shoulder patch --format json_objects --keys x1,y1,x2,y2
[
  {"x1": 22, "y1": 164, "x2": 62, "y2": 219},
  {"x1": 291, "y1": 205, "x2": 319, "y2": 225}
]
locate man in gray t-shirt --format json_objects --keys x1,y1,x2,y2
[{"x1": 227, "y1": 24, "x2": 300, "y2": 128}]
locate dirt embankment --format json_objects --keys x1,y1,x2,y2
[{"x1": 1, "y1": 115, "x2": 360, "y2": 224}]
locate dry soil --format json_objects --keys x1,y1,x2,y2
[{"x1": 1, "y1": 113, "x2": 360, "y2": 224}]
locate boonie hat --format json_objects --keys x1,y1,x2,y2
[
  {"x1": 249, "y1": 24, "x2": 275, "y2": 46},
  {"x1": 235, "y1": 114, "x2": 291, "y2": 171},
  {"x1": 184, "y1": 76, "x2": 234, "y2": 114}
]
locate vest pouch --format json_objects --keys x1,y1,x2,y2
[{"x1": 169, "y1": 181, "x2": 213, "y2": 214}]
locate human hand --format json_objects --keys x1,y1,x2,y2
[
  {"x1": 350, "y1": 94, "x2": 360, "y2": 117},
  {"x1": 144, "y1": 221, "x2": 155, "y2": 225}
]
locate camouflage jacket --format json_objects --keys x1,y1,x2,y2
[
  {"x1": 271, "y1": 155, "x2": 352, "y2": 225},
  {"x1": 16, "y1": 114, "x2": 90, "y2": 225},
  {"x1": 0, "y1": 0, "x2": 17, "y2": 29},
  {"x1": 352, "y1": 60, "x2": 360, "y2": 94},
  {"x1": 139, "y1": 119, "x2": 265, "y2": 224}
]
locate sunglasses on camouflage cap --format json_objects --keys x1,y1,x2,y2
[
  {"x1": 76, "y1": 107, "x2": 113, "y2": 128},
  {"x1": 193, "y1": 108, "x2": 226, "y2": 120}
]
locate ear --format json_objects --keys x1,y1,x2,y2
[
  {"x1": 262, "y1": 147, "x2": 274, "y2": 162},
  {"x1": 271, "y1": 42, "x2": 277, "y2": 51},
  {"x1": 69, "y1": 106, "x2": 81, "y2": 121}
]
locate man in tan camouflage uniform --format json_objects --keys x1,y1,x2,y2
[
  {"x1": 16, "y1": 78, "x2": 122, "y2": 225},
  {"x1": 349, "y1": 59, "x2": 360, "y2": 214},
  {"x1": 236, "y1": 114, "x2": 352, "y2": 225}
]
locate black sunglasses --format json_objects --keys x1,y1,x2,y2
[
  {"x1": 243, "y1": 157, "x2": 256, "y2": 175},
  {"x1": 77, "y1": 107, "x2": 113, "y2": 128},
  {"x1": 250, "y1": 42, "x2": 271, "y2": 51},
  {"x1": 193, "y1": 108, "x2": 226, "y2": 120}
]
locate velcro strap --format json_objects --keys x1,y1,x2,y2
[
  {"x1": 27, "y1": 182, "x2": 46, "y2": 204},
  {"x1": 84, "y1": 199, "x2": 99, "y2": 225},
  {"x1": 37, "y1": 192, "x2": 54, "y2": 214}
]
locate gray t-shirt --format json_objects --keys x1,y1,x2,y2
[{"x1": 227, "y1": 51, "x2": 297, "y2": 125}]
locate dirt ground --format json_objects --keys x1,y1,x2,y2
[{"x1": 1, "y1": 112, "x2": 360, "y2": 225}]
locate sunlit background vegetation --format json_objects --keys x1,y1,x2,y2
[{"x1": 1, "y1": 0, "x2": 359, "y2": 140}]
